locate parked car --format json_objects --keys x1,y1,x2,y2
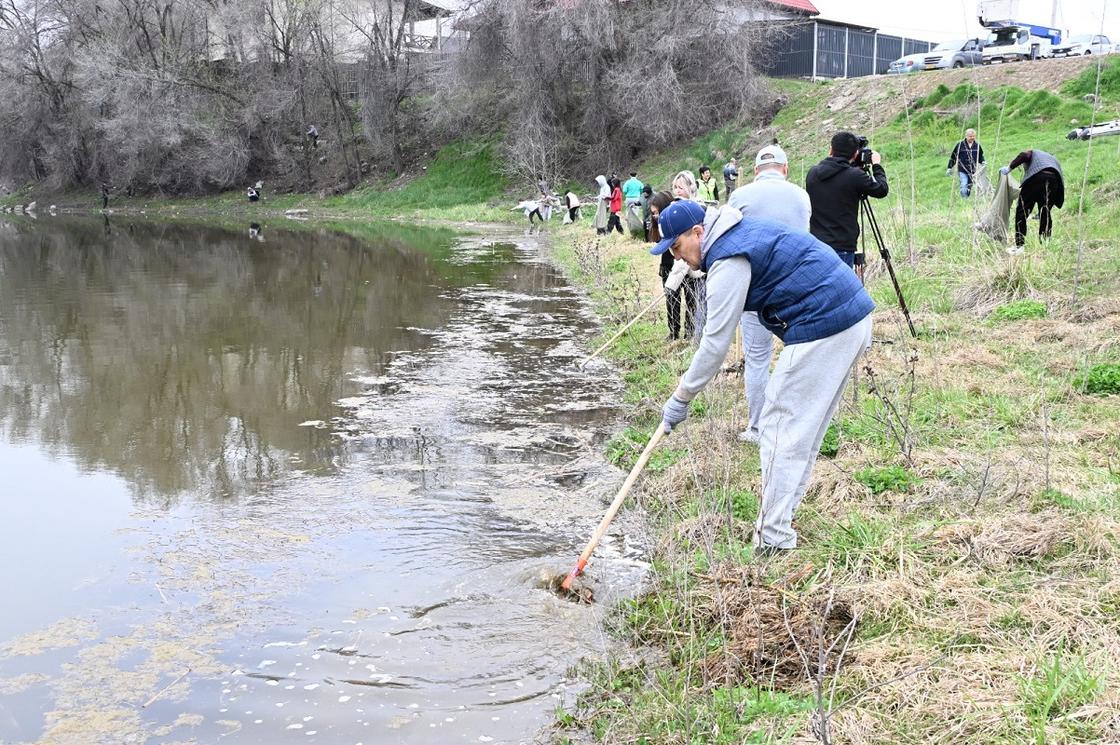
[
  {"x1": 1052, "y1": 34, "x2": 1112, "y2": 56},
  {"x1": 887, "y1": 53, "x2": 924, "y2": 74},
  {"x1": 888, "y1": 38, "x2": 985, "y2": 73},
  {"x1": 921, "y1": 38, "x2": 986, "y2": 69}
]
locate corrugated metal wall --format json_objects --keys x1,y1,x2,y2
[
  {"x1": 904, "y1": 38, "x2": 932, "y2": 56},
  {"x1": 815, "y1": 24, "x2": 847, "y2": 78},
  {"x1": 847, "y1": 29, "x2": 876, "y2": 77},
  {"x1": 767, "y1": 22, "x2": 815, "y2": 78},
  {"x1": 876, "y1": 35, "x2": 903, "y2": 74},
  {"x1": 765, "y1": 21, "x2": 933, "y2": 79}
]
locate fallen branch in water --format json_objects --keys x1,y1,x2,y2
[{"x1": 142, "y1": 667, "x2": 191, "y2": 708}]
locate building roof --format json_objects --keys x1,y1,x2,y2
[
  {"x1": 767, "y1": 0, "x2": 820, "y2": 15},
  {"x1": 414, "y1": 0, "x2": 454, "y2": 20}
]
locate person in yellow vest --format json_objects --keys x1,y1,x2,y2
[{"x1": 697, "y1": 165, "x2": 720, "y2": 205}]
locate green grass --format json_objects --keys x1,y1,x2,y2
[
  {"x1": 990, "y1": 299, "x2": 1048, "y2": 322},
  {"x1": 3, "y1": 135, "x2": 521, "y2": 225},
  {"x1": 1020, "y1": 648, "x2": 1104, "y2": 744},
  {"x1": 331, "y1": 136, "x2": 509, "y2": 215},
  {"x1": 574, "y1": 661, "x2": 814, "y2": 745},
  {"x1": 854, "y1": 465, "x2": 921, "y2": 494},
  {"x1": 1075, "y1": 363, "x2": 1120, "y2": 396},
  {"x1": 606, "y1": 425, "x2": 687, "y2": 473},
  {"x1": 1063, "y1": 55, "x2": 1120, "y2": 100}
]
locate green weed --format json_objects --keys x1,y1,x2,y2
[
  {"x1": 990, "y1": 299, "x2": 1048, "y2": 321},
  {"x1": 819, "y1": 423, "x2": 840, "y2": 457},
  {"x1": 1076, "y1": 363, "x2": 1120, "y2": 396},
  {"x1": 855, "y1": 465, "x2": 922, "y2": 494}
]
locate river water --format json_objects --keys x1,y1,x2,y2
[{"x1": 0, "y1": 217, "x2": 642, "y2": 744}]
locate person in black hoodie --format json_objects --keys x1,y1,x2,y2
[{"x1": 805, "y1": 131, "x2": 889, "y2": 275}]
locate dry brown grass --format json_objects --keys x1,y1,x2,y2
[{"x1": 694, "y1": 562, "x2": 853, "y2": 689}]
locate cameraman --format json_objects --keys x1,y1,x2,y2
[{"x1": 805, "y1": 131, "x2": 889, "y2": 275}]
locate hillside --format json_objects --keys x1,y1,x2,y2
[{"x1": 549, "y1": 56, "x2": 1120, "y2": 744}]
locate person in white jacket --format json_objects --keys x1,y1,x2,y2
[{"x1": 592, "y1": 175, "x2": 610, "y2": 235}]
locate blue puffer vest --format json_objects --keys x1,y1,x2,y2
[{"x1": 702, "y1": 217, "x2": 874, "y2": 344}]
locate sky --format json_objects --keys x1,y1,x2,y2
[{"x1": 812, "y1": 0, "x2": 1118, "y2": 42}]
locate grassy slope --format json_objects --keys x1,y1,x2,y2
[{"x1": 548, "y1": 59, "x2": 1120, "y2": 745}]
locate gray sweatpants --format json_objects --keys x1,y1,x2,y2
[
  {"x1": 739, "y1": 311, "x2": 773, "y2": 437},
  {"x1": 756, "y1": 315, "x2": 872, "y2": 549}
]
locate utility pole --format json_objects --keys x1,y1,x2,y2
[{"x1": 1051, "y1": 0, "x2": 1058, "y2": 27}]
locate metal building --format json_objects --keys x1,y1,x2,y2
[{"x1": 759, "y1": 1, "x2": 933, "y2": 79}]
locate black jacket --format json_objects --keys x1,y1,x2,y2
[
  {"x1": 805, "y1": 157, "x2": 889, "y2": 253},
  {"x1": 948, "y1": 140, "x2": 985, "y2": 175}
]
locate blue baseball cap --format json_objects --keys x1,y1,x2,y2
[{"x1": 650, "y1": 200, "x2": 706, "y2": 256}]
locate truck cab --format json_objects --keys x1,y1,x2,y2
[
  {"x1": 977, "y1": 1, "x2": 1061, "y2": 63},
  {"x1": 981, "y1": 23, "x2": 1061, "y2": 63}
]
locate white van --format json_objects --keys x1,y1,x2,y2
[{"x1": 982, "y1": 23, "x2": 1062, "y2": 63}]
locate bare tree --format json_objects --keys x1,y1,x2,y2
[{"x1": 433, "y1": 0, "x2": 771, "y2": 184}]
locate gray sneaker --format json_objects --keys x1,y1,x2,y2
[
  {"x1": 754, "y1": 544, "x2": 792, "y2": 559},
  {"x1": 737, "y1": 427, "x2": 760, "y2": 444}
]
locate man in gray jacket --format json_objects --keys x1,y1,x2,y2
[{"x1": 728, "y1": 144, "x2": 811, "y2": 444}]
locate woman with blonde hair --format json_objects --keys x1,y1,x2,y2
[
  {"x1": 670, "y1": 170, "x2": 704, "y2": 339},
  {"x1": 672, "y1": 170, "x2": 698, "y2": 200}
]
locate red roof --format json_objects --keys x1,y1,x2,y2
[{"x1": 768, "y1": 0, "x2": 820, "y2": 15}]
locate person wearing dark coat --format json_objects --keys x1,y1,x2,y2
[
  {"x1": 805, "y1": 131, "x2": 889, "y2": 274},
  {"x1": 649, "y1": 190, "x2": 696, "y2": 340},
  {"x1": 1000, "y1": 149, "x2": 1064, "y2": 248},
  {"x1": 947, "y1": 128, "x2": 985, "y2": 198}
]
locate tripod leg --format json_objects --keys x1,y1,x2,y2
[{"x1": 860, "y1": 199, "x2": 917, "y2": 338}]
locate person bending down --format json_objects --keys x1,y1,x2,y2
[
  {"x1": 653, "y1": 200, "x2": 873, "y2": 554},
  {"x1": 1000, "y1": 149, "x2": 1064, "y2": 248}
]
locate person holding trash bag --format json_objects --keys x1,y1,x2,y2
[
  {"x1": 999, "y1": 149, "x2": 1064, "y2": 249},
  {"x1": 947, "y1": 128, "x2": 985, "y2": 198}
]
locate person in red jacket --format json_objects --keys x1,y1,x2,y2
[{"x1": 606, "y1": 176, "x2": 624, "y2": 234}]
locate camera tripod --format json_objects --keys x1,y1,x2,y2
[{"x1": 859, "y1": 196, "x2": 917, "y2": 338}]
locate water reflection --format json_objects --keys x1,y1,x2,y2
[
  {"x1": 0, "y1": 218, "x2": 504, "y2": 503},
  {"x1": 0, "y1": 216, "x2": 634, "y2": 744}
]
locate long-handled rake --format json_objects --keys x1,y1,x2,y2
[
  {"x1": 577, "y1": 295, "x2": 662, "y2": 370},
  {"x1": 560, "y1": 425, "x2": 666, "y2": 591}
]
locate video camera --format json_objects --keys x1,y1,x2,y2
[{"x1": 855, "y1": 136, "x2": 874, "y2": 169}]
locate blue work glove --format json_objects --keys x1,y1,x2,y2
[
  {"x1": 661, "y1": 395, "x2": 689, "y2": 433},
  {"x1": 999, "y1": 166, "x2": 1010, "y2": 176}
]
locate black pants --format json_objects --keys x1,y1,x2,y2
[
  {"x1": 660, "y1": 270, "x2": 699, "y2": 340},
  {"x1": 1015, "y1": 171, "x2": 1061, "y2": 246},
  {"x1": 529, "y1": 208, "x2": 543, "y2": 223},
  {"x1": 606, "y1": 212, "x2": 623, "y2": 234},
  {"x1": 568, "y1": 207, "x2": 579, "y2": 222}
]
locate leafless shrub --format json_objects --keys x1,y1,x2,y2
[
  {"x1": 432, "y1": 0, "x2": 772, "y2": 185},
  {"x1": 862, "y1": 347, "x2": 918, "y2": 465},
  {"x1": 0, "y1": 0, "x2": 436, "y2": 194}
]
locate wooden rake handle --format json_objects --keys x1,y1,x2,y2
[
  {"x1": 561, "y1": 425, "x2": 666, "y2": 590},
  {"x1": 578, "y1": 294, "x2": 663, "y2": 369}
]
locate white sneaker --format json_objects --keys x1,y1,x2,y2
[
  {"x1": 1006, "y1": 246, "x2": 1025, "y2": 255},
  {"x1": 737, "y1": 428, "x2": 760, "y2": 444}
]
